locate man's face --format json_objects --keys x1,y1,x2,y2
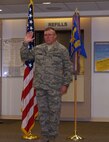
[{"x1": 44, "y1": 29, "x2": 57, "y2": 45}]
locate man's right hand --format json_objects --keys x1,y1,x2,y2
[{"x1": 24, "y1": 31, "x2": 34, "y2": 43}]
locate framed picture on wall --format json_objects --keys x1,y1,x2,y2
[{"x1": 94, "y1": 41, "x2": 109, "y2": 72}]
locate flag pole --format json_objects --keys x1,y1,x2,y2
[
  {"x1": 67, "y1": 8, "x2": 83, "y2": 141},
  {"x1": 67, "y1": 53, "x2": 82, "y2": 141}
]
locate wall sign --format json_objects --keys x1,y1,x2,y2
[{"x1": 47, "y1": 22, "x2": 67, "y2": 28}]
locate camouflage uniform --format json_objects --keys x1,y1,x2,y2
[{"x1": 20, "y1": 41, "x2": 73, "y2": 139}]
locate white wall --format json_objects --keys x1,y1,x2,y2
[
  {"x1": 2, "y1": 19, "x2": 26, "y2": 39},
  {"x1": 2, "y1": 78, "x2": 23, "y2": 117},
  {"x1": 2, "y1": 17, "x2": 109, "y2": 121},
  {"x1": 91, "y1": 17, "x2": 109, "y2": 121},
  {"x1": 1, "y1": 20, "x2": 26, "y2": 118}
]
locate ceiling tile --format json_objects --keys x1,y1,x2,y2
[
  {"x1": 36, "y1": 3, "x2": 69, "y2": 12},
  {"x1": 96, "y1": 2, "x2": 109, "y2": 10},
  {"x1": 0, "y1": 0, "x2": 109, "y2": 14},
  {"x1": 65, "y1": 2, "x2": 99, "y2": 11},
  {"x1": 0, "y1": 5, "x2": 28, "y2": 14}
]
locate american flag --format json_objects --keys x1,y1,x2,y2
[{"x1": 21, "y1": 0, "x2": 38, "y2": 136}]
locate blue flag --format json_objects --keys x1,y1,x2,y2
[{"x1": 69, "y1": 13, "x2": 87, "y2": 59}]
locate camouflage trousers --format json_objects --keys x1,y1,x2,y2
[{"x1": 36, "y1": 88, "x2": 61, "y2": 138}]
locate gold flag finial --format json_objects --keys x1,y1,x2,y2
[{"x1": 75, "y1": 8, "x2": 79, "y2": 14}]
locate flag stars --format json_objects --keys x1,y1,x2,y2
[
  {"x1": 30, "y1": 26, "x2": 33, "y2": 30},
  {"x1": 29, "y1": 14, "x2": 32, "y2": 18},
  {"x1": 29, "y1": 7, "x2": 32, "y2": 12},
  {"x1": 28, "y1": 63, "x2": 32, "y2": 68},
  {"x1": 29, "y1": 20, "x2": 33, "y2": 24}
]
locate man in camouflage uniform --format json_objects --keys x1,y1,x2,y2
[{"x1": 20, "y1": 27, "x2": 73, "y2": 142}]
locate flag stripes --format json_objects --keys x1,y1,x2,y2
[{"x1": 21, "y1": 65, "x2": 38, "y2": 135}]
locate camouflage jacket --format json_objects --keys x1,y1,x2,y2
[{"x1": 20, "y1": 41, "x2": 73, "y2": 90}]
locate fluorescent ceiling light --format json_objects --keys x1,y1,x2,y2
[
  {"x1": 43, "y1": 2, "x2": 51, "y2": 4},
  {"x1": 0, "y1": 9, "x2": 2, "y2": 12}
]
